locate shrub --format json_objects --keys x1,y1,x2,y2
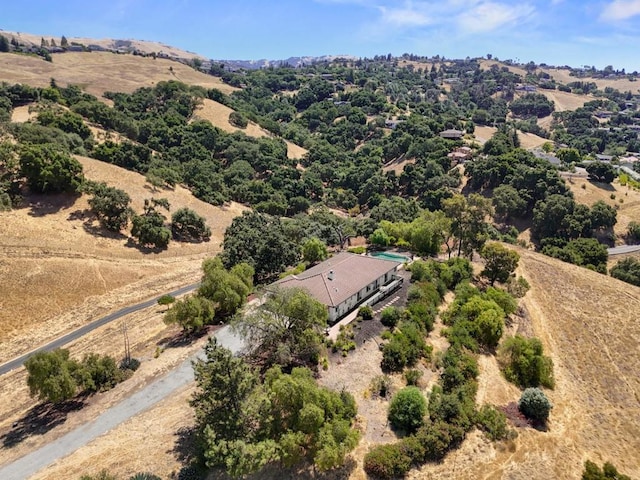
[
  {"x1": 333, "y1": 325, "x2": 356, "y2": 356},
  {"x1": 499, "y1": 335, "x2": 555, "y2": 388},
  {"x1": 157, "y1": 294, "x2": 175, "y2": 307},
  {"x1": 582, "y1": 460, "x2": 631, "y2": 480},
  {"x1": 476, "y1": 404, "x2": 511, "y2": 441},
  {"x1": 363, "y1": 443, "x2": 411, "y2": 479},
  {"x1": 171, "y1": 207, "x2": 211, "y2": 242},
  {"x1": 370, "y1": 375, "x2": 392, "y2": 398},
  {"x1": 610, "y1": 257, "x2": 640, "y2": 287},
  {"x1": 388, "y1": 386, "x2": 427, "y2": 433},
  {"x1": 229, "y1": 111, "x2": 248, "y2": 128},
  {"x1": 358, "y1": 305, "x2": 374, "y2": 320},
  {"x1": 518, "y1": 387, "x2": 552, "y2": 422},
  {"x1": 380, "y1": 306, "x2": 401, "y2": 328},
  {"x1": 404, "y1": 369, "x2": 423, "y2": 386}
]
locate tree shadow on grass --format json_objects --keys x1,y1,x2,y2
[
  {"x1": 0, "y1": 398, "x2": 86, "y2": 448},
  {"x1": 25, "y1": 193, "x2": 81, "y2": 217},
  {"x1": 123, "y1": 237, "x2": 167, "y2": 254}
]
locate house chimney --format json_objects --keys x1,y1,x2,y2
[{"x1": 328, "y1": 270, "x2": 334, "y2": 281}]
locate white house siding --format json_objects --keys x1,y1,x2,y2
[{"x1": 328, "y1": 271, "x2": 395, "y2": 323}]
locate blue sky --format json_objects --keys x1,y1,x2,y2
[{"x1": 2, "y1": 0, "x2": 640, "y2": 70}]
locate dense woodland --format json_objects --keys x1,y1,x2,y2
[{"x1": 1, "y1": 53, "x2": 639, "y2": 478}]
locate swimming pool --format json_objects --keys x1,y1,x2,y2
[{"x1": 370, "y1": 251, "x2": 410, "y2": 263}]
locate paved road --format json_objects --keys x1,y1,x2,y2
[
  {"x1": 0, "y1": 283, "x2": 200, "y2": 376},
  {"x1": 608, "y1": 244, "x2": 640, "y2": 256},
  {"x1": 0, "y1": 325, "x2": 244, "y2": 480}
]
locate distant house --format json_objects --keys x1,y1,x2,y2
[
  {"x1": 533, "y1": 150, "x2": 561, "y2": 166},
  {"x1": 439, "y1": 129, "x2": 464, "y2": 140},
  {"x1": 385, "y1": 119, "x2": 404, "y2": 129},
  {"x1": 596, "y1": 154, "x2": 614, "y2": 162},
  {"x1": 594, "y1": 110, "x2": 614, "y2": 119},
  {"x1": 448, "y1": 146, "x2": 473, "y2": 165},
  {"x1": 88, "y1": 44, "x2": 106, "y2": 52},
  {"x1": 66, "y1": 45, "x2": 84, "y2": 52},
  {"x1": 270, "y1": 252, "x2": 401, "y2": 323}
]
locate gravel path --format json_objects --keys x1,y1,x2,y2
[{"x1": 0, "y1": 326, "x2": 243, "y2": 480}]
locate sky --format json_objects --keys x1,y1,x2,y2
[{"x1": 2, "y1": 0, "x2": 640, "y2": 70}]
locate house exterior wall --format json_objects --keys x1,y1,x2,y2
[{"x1": 328, "y1": 270, "x2": 397, "y2": 323}]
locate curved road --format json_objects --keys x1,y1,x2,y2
[
  {"x1": 608, "y1": 244, "x2": 640, "y2": 256},
  {"x1": 0, "y1": 283, "x2": 200, "y2": 376},
  {"x1": 0, "y1": 325, "x2": 244, "y2": 480}
]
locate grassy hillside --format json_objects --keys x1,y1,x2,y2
[
  {"x1": 0, "y1": 156, "x2": 246, "y2": 362},
  {"x1": 0, "y1": 51, "x2": 236, "y2": 98}
]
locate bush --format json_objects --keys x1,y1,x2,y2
[
  {"x1": 518, "y1": 387, "x2": 552, "y2": 422},
  {"x1": 87, "y1": 182, "x2": 132, "y2": 232},
  {"x1": 582, "y1": 460, "x2": 631, "y2": 480},
  {"x1": 370, "y1": 375, "x2": 392, "y2": 398},
  {"x1": 388, "y1": 386, "x2": 427, "y2": 433},
  {"x1": 229, "y1": 111, "x2": 248, "y2": 128},
  {"x1": 404, "y1": 369, "x2": 423, "y2": 386},
  {"x1": 380, "y1": 306, "x2": 401, "y2": 328},
  {"x1": 499, "y1": 335, "x2": 555, "y2": 388},
  {"x1": 358, "y1": 305, "x2": 373, "y2": 320},
  {"x1": 610, "y1": 257, "x2": 640, "y2": 287},
  {"x1": 363, "y1": 443, "x2": 411, "y2": 479},
  {"x1": 171, "y1": 207, "x2": 211, "y2": 242},
  {"x1": 476, "y1": 404, "x2": 511, "y2": 441}
]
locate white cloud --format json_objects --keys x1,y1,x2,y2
[
  {"x1": 377, "y1": 3, "x2": 434, "y2": 27},
  {"x1": 600, "y1": 0, "x2": 640, "y2": 21},
  {"x1": 456, "y1": 2, "x2": 535, "y2": 33}
]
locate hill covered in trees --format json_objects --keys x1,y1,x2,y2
[{"x1": 1, "y1": 46, "x2": 639, "y2": 479}]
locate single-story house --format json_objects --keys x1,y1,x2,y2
[
  {"x1": 270, "y1": 252, "x2": 400, "y2": 323},
  {"x1": 440, "y1": 129, "x2": 465, "y2": 140}
]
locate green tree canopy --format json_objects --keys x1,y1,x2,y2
[
  {"x1": 233, "y1": 287, "x2": 327, "y2": 370},
  {"x1": 171, "y1": 207, "x2": 211, "y2": 242},
  {"x1": 498, "y1": 335, "x2": 554, "y2": 388},
  {"x1": 518, "y1": 387, "x2": 552, "y2": 422},
  {"x1": 20, "y1": 144, "x2": 84, "y2": 193},
  {"x1": 25, "y1": 349, "x2": 82, "y2": 403},
  {"x1": 87, "y1": 182, "x2": 132, "y2": 232},
  {"x1": 388, "y1": 386, "x2": 427, "y2": 433},
  {"x1": 480, "y1": 242, "x2": 520, "y2": 286},
  {"x1": 221, "y1": 211, "x2": 300, "y2": 283},
  {"x1": 301, "y1": 237, "x2": 328, "y2": 265}
]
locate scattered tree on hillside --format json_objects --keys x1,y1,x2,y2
[
  {"x1": 171, "y1": 207, "x2": 211, "y2": 242},
  {"x1": 198, "y1": 257, "x2": 253, "y2": 319},
  {"x1": 60, "y1": 35, "x2": 69, "y2": 47},
  {"x1": 25, "y1": 349, "x2": 82, "y2": 403},
  {"x1": 25, "y1": 349, "x2": 127, "y2": 404},
  {"x1": 388, "y1": 386, "x2": 427, "y2": 433},
  {"x1": 518, "y1": 387, "x2": 552, "y2": 423},
  {"x1": 498, "y1": 335, "x2": 554, "y2": 388},
  {"x1": 87, "y1": 182, "x2": 132, "y2": 232},
  {"x1": 131, "y1": 198, "x2": 171, "y2": 249},
  {"x1": 480, "y1": 242, "x2": 520, "y2": 286},
  {"x1": 582, "y1": 460, "x2": 631, "y2": 480},
  {"x1": 0, "y1": 35, "x2": 9, "y2": 52},
  {"x1": 163, "y1": 295, "x2": 216, "y2": 334},
  {"x1": 19, "y1": 144, "x2": 84, "y2": 193},
  {"x1": 590, "y1": 200, "x2": 617, "y2": 231},
  {"x1": 586, "y1": 162, "x2": 615, "y2": 183},
  {"x1": 610, "y1": 257, "x2": 640, "y2": 287},
  {"x1": 442, "y1": 194, "x2": 492, "y2": 258}
]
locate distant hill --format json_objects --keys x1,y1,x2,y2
[
  {"x1": 0, "y1": 29, "x2": 204, "y2": 61},
  {"x1": 213, "y1": 55, "x2": 359, "y2": 70}
]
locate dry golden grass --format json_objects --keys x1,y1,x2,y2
[
  {"x1": 0, "y1": 30, "x2": 204, "y2": 61},
  {"x1": 540, "y1": 67, "x2": 640, "y2": 94},
  {"x1": 565, "y1": 176, "x2": 640, "y2": 239},
  {"x1": 407, "y1": 249, "x2": 640, "y2": 479},
  {"x1": 473, "y1": 125, "x2": 547, "y2": 149},
  {"x1": 0, "y1": 156, "x2": 246, "y2": 361},
  {"x1": 0, "y1": 51, "x2": 236, "y2": 99},
  {"x1": 535, "y1": 89, "x2": 591, "y2": 112},
  {"x1": 193, "y1": 99, "x2": 307, "y2": 160}
]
